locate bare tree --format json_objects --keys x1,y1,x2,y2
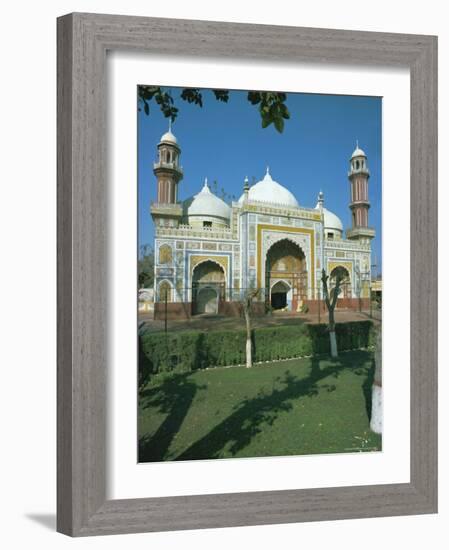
[
  {"x1": 370, "y1": 324, "x2": 382, "y2": 434},
  {"x1": 240, "y1": 288, "x2": 260, "y2": 368},
  {"x1": 321, "y1": 269, "x2": 344, "y2": 358}
]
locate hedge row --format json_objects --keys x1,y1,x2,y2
[{"x1": 139, "y1": 321, "x2": 375, "y2": 385}]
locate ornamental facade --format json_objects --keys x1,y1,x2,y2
[{"x1": 149, "y1": 127, "x2": 375, "y2": 319}]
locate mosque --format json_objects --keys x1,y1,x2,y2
[{"x1": 149, "y1": 125, "x2": 375, "y2": 319}]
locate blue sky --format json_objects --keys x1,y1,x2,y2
[{"x1": 138, "y1": 88, "x2": 382, "y2": 274}]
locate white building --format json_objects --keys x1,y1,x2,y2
[{"x1": 150, "y1": 128, "x2": 375, "y2": 319}]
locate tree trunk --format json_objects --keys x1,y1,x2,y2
[
  {"x1": 328, "y1": 308, "x2": 338, "y2": 358},
  {"x1": 246, "y1": 337, "x2": 252, "y2": 369},
  {"x1": 329, "y1": 330, "x2": 338, "y2": 358},
  {"x1": 370, "y1": 326, "x2": 382, "y2": 434},
  {"x1": 244, "y1": 306, "x2": 252, "y2": 368}
]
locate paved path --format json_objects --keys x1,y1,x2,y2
[{"x1": 139, "y1": 308, "x2": 381, "y2": 333}]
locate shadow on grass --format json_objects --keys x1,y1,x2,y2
[
  {"x1": 359, "y1": 354, "x2": 375, "y2": 421},
  {"x1": 175, "y1": 350, "x2": 372, "y2": 461},
  {"x1": 139, "y1": 350, "x2": 373, "y2": 462},
  {"x1": 138, "y1": 373, "x2": 206, "y2": 462}
]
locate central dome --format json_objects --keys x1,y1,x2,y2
[
  {"x1": 186, "y1": 179, "x2": 231, "y2": 221},
  {"x1": 238, "y1": 168, "x2": 299, "y2": 208}
]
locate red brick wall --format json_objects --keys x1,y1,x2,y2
[
  {"x1": 304, "y1": 298, "x2": 370, "y2": 313},
  {"x1": 154, "y1": 302, "x2": 192, "y2": 320}
]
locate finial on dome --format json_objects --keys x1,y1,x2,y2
[
  {"x1": 266, "y1": 166, "x2": 270, "y2": 176},
  {"x1": 318, "y1": 190, "x2": 324, "y2": 202},
  {"x1": 201, "y1": 177, "x2": 211, "y2": 192},
  {"x1": 356, "y1": 139, "x2": 359, "y2": 149},
  {"x1": 168, "y1": 118, "x2": 172, "y2": 133},
  {"x1": 244, "y1": 176, "x2": 249, "y2": 191}
]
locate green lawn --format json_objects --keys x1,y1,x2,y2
[{"x1": 138, "y1": 350, "x2": 381, "y2": 462}]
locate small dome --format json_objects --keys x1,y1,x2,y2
[
  {"x1": 351, "y1": 141, "x2": 366, "y2": 158},
  {"x1": 315, "y1": 194, "x2": 343, "y2": 232},
  {"x1": 186, "y1": 179, "x2": 231, "y2": 220},
  {"x1": 323, "y1": 208, "x2": 343, "y2": 232},
  {"x1": 160, "y1": 129, "x2": 177, "y2": 145},
  {"x1": 238, "y1": 168, "x2": 299, "y2": 208}
]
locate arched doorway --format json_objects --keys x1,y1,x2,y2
[
  {"x1": 196, "y1": 287, "x2": 219, "y2": 314},
  {"x1": 192, "y1": 260, "x2": 225, "y2": 315},
  {"x1": 330, "y1": 266, "x2": 351, "y2": 298},
  {"x1": 270, "y1": 280, "x2": 291, "y2": 310},
  {"x1": 265, "y1": 239, "x2": 307, "y2": 311}
]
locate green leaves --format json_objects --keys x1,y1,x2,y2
[
  {"x1": 253, "y1": 91, "x2": 291, "y2": 133},
  {"x1": 212, "y1": 89, "x2": 229, "y2": 102},
  {"x1": 180, "y1": 88, "x2": 203, "y2": 106},
  {"x1": 137, "y1": 86, "x2": 291, "y2": 132}
]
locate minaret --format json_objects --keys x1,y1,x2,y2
[
  {"x1": 346, "y1": 142, "x2": 375, "y2": 242},
  {"x1": 153, "y1": 120, "x2": 183, "y2": 204},
  {"x1": 150, "y1": 121, "x2": 184, "y2": 227}
]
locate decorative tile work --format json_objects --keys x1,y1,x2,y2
[
  {"x1": 190, "y1": 254, "x2": 229, "y2": 273},
  {"x1": 202, "y1": 242, "x2": 218, "y2": 251},
  {"x1": 156, "y1": 267, "x2": 174, "y2": 277},
  {"x1": 158, "y1": 243, "x2": 173, "y2": 264}
]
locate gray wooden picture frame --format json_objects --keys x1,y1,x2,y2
[{"x1": 57, "y1": 12, "x2": 438, "y2": 537}]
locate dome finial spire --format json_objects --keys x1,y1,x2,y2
[
  {"x1": 168, "y1": 118, "x2": 172, "y2": 133},
  {"x1": 317, "y1": 190, "x2": 324, "y2": 210},
  {"x1": 266, "y1": 165, "x2": 270, "y2": 176},
  {"x1": 356, "y1": 138, "x2": 359, "y2": 149}
]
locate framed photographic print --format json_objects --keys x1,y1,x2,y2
[{"x1": 57, "y1": 13, "x2": 437, "y2": 536}]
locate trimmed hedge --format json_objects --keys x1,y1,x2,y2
[{"x1": 139, "y1": 321, "x2": 375, "y2": 385}]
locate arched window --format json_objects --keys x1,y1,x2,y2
[
  {"x1": 158, "y1": 280, "x2": 172, "y2": 302},
  {"x1": 166, "y1": 150, "x2": 171, "y2": 163}
]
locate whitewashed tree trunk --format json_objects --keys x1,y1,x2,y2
[
  {"x1": 246, "y1": 337, "x2": 252, "y2": 369},
  {"x1": 329, "y1": 330, "x2": 338, "y2": 358},
  {"x1": 244, "y1": 301, "x2": 253, "y2": 368},
  {"x1": 370, "y1": 384, "x2": 382, "y2": 434},
  {"x1": 370, "y1": 326, "x2": 382, "y2": 434}
]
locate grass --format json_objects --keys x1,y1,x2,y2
[{"x1": 138, "y1": 349, "x2": 381, "y2": 462}]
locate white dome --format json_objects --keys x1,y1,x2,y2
[
  {"x1": 315, "y1": 195, "x2": 343, "y2": 232},
  {"x1": 351, "y1": 144, "x2": 366, "y2": 158},
  {"x1": 323, "y1": 208, "x2": 343, "y2": 231},
  {"x1": 187, "y1": 180, "x2": 231, "y2": 220},
  {"x1": 160, "y1": 129, "x2": 177, "y2": 145},
  {"x1": 238, "y1": 168, "x2": 299, "y2": 208}
]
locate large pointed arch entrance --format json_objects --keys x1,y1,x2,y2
[
  {"x1": 192, "y1": 260, "x2": 225, "y2": 315},
  {"x1": 265, "y1": 239, "x2": 307, "y2": 312}
]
